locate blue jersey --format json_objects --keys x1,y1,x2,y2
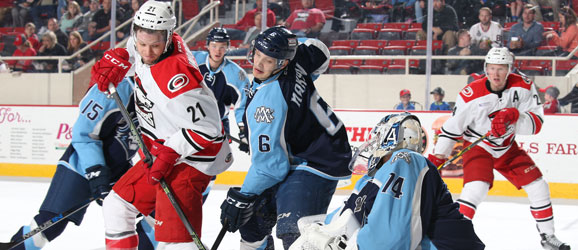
[
  {"x1": 58, "y1": 78, "x2": 138, "y2": 178},
  {"x1": 193, "y1": 51, "x2": 249, "y2": 125},
  {"x1": 240, "y1": 39, "x2": 352, "y2": 196},
  {"x1": 429, "y1": 101, "x2": 451, "y2": 111},
  {"x1": 343, "y1": 149, "x2": 484, "y2": 250},
  {"x1": 395, "y1": 102, "x2": 415, "y2": 110}
]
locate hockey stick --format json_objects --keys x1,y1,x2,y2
[
  {"x1": 108, "y1": 84, "x2": 207, "y2": 250},
  {"x1": 210, "y1": 223, "x2": 228, "y2": 250},
  {"x1": 437, "y1": 133, "x2": 490, "y2": 170},
  {"x1": 0, "y1": 198, "x2": 95, "y2": 250}
]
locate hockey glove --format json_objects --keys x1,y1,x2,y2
[
  {"x1": 91, "y1": 48, "x2": 131, "y2": 92},
  {"x1": 145, "y1": 140, "x2": 180, "y2": 185},
  {"x1": 85, "y1": 165, "x2": 112, "y2": 205},
  {"x1": 427, "y1": 154, "x2": 446, "y2": 168},
  {"x1": 238, "y1": 125, "x2": 249, "y2": 154},
  {"x1": 489, "y1": 108, "x2": 519, "y2": 137},
  {"x1": 220, "y1": 187, "x2": 256, "y2": 232}
]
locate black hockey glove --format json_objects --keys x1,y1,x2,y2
[
  {"x1": 238, "y1": 126, "x2": 249, "y2": 154},
  {"x1": 220, "y1": 187, "x2": 256, "y2": 232},
  {"x1": 85, "y1": 165, "x2": 112, "y2": 206}
]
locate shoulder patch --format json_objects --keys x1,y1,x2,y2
[
  {"x1": 238, "y1": 70, "x2": 246, "y2": 82},
  {"x1": 392, "y1": 151, "x2": 412, "y2": 164},
  {"x1": 168, "y1": 73, "x2": 190, "y2": 92},
  {"x1": 460, "y1": 78, "x2": 490, "y2": 103},
  {"x1": 507, "y1": 73, "x2": 533, "y2": 90},
  {"x1": 254, "y1": 106, "x2": 275, "y2": 123},
  {"x1": 461, "y1": 86, "x2": 474, "y2": 98},
  {"x1": 151, "y1": 54, "x2": 204, "y2": 99}
]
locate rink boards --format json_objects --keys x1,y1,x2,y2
[{"x1": 0, "y1": 105, "x2": 577, "y2": 199}]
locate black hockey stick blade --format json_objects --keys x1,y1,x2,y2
[
  {"x1": 108, "y1": 83, "x2": 207, "y2": 250},
  {"x1": 1, "y1": 198, "x2": 95, "y2": 250},
  {"x1": 211, "y1": 224, "x2": 228, "y2": 250}
]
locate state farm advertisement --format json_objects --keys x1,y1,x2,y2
[{"x1": 0, "y1": 106, "x2": 78, "y2": 165}]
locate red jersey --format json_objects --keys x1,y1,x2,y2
[
  {"x1": 285, "y1": 8, "x2": 326, "y2": 30},
  {"x1": 233, "y1": 8, "x2": 276, "y2": 31},
  {"x1": 8, "y1": 48, "x2": 37, "y2": 71}
]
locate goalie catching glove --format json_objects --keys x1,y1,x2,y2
[
  {"x1": 220, "y1": 187, "x2": 256, "y2": 232},
  {"x1": 488, "y1": 108, "x2": 519, "y2": 137},
  {"x1": 91, "y1": 48, "x2": 132, "y2": 92}
]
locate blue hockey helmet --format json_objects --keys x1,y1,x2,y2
[
  {"x1": 248, "y1": 26, "x2": 298, "y2": 68},
  {"x1": 206, "y1": 27, "x2": 230, "y2": 45},
  {"x1": 349, "y1": 113, "x2": 425, "y2": 176}
]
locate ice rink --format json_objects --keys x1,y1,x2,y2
[{"x1": 1, "y1": 177, "x2": 577, "y2": 250}]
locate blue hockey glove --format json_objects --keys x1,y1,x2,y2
[
  {"x1": 238, "y1": 126, "x2": 249, "y2": 154},
  {"x1": 220, "y1": 187, "x2": 256, "y2": 232},
  {"x1": 85, "y1": 165, "x2": 112, "y2": 205}
]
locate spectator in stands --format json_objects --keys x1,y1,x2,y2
[
  {"x1": 76, "y1": 0, "x2": 100, "y2": 41},
  {"x1": 508, "y1": 4, "x2": 544, "y2": 56},
  {"x1": 540, "y1": 85, "x2": 560, "y2": 113},
  {"x1": 529, "y1": 0, "x2": 560, "y2": 21},
  {"x1": 510, "y1": 0, "x2": 525, "y2": 22},
  {"x1": 446, "y1": 29, "x2": 484, "y2": 75},
  {"x1": 117, "y1": 0, "x2": 142, "y2": 40},
  {"x1": 417, "y1": 0, "x2": 459, "y2": 53},
  {"x1": 226, "y1": 0, "x2": 276, "y2": 40},
  {"x1": 40, "y1": 18, "x2": 69, "y2": 48},
  {"x1": 24, "y1": 22, "x2": 40, "y2": 50},
  {"x1": 429, "y1": 87, "x2": 451, "y2": 110},
  {"x1": 228, "y1": 12, "x2": 263, "y2": 56},
  {"x1": 415, "y1": 0, "x2": 425, "y2": 23},
  {"x1": 7, "y1": 34, "x2": 37, "y2": 72},
  {"x1": 390, "y1": 0, "x2": 417, "y2": 22},
  {"x1": 396, "y1": 89, "x2": 415, "y2": 110},
  {"x1": 283, "y1": 0, "x2": 326, "y2": 38},
  {"x1": 558, "y1": 82, "x2": 578, "y2": 113},
  {"x1": 64, "y1": 30, "x2": 93, "y2": 71},
  {"x1": 89, "y1": 0, "x2": 126, "y2": 41},
  {"x1": 37, "y1": 31, "x2": 67, "y2": 72},
  {"x1": 59, "y1": 1, "x2": 82, "y2": 33},
  {"x1": 469, "y1": 7, "x2": 503, "y2": 53},
  {"x1": 11, "y1": 0, "x2": 32, "y2": 27},
  {"x1": 359, "y1": 0, "x2": 390, "y2": 23},
  {"x1": 30, "y1": 0, "x2": 58, "y2": 29},
  {"x1": 544, "y1": 6, "x2": 578, "y2": 58}
]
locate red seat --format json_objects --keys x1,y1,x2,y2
[
  {"x1": 383, "y1": 22, "x2": 409, "y2": 31},
  {"x1": 519, "y1": 65, "x2": 544, "y2": 76},
  {"x1": 541, "y1": 21, "x2": 560, "y2": 31},
  {"x1": 0, "y1": 42, "x2": 4, "y2": 51},
  {"x1": 354, "y1": 46, "x2": 380, "y2": 55},
  {"x1": 377, "y1": 28, "x2": 402, "y2": 40},
  {"x1": 536, "y1": 46, "x2": 558, "y2": 56},
  {"x1": 195, "y1": 40, "x2": 206, "y2": 47},
  {"x1": 330, "y1": 59, "x2": 362, "y2": 74},
  {"x1": 332, "y1": 59, "x2": 362, "y2": 67},
  {"x1": 403, "y1": 28, "x2": 421, "y2": 40},
  {"x1": 415, "y1": 40, "x2": 443, "y2": 53},
  {"x1": 230, "y1": 40, "x2": 243, "y2": 48},
  {"x1": 504, "y1": 22, "x2": 517, "y2": 28},
  {"x1": 351, "y1": 28, "x2": 375, "y2": 40},
  {"x1": 332, "y1": 40, "x2": 359, "y2": 48},
  {"x1": 360, "y1": 59, "x2": 387, "y2": 73},
  {"x1": 0, "y1": 27, "x2": 13, "y2": 34},
  {"x1": 381, "y1": 45, "x2": 407, "y2": 55},
  {"x1": 329, "y1": 45, "x2": 353, "y2": 55},
  {"x1": 364, "y1": 59, "x2": 390, "y2": 67},
  {"x1": 388, "y1": 40, "x2": 415, "y2": 47},
  {"x1": 356, "y1": 23, "x2": 382, "y2": 31},
  {"x1": 556, "y1": 60, "x2": 578, "y2": 70},
  {"x1": 409, "y1": 23, "x2": 422, "y2": 29},
  {"x1": 13, "y1": 27, "x2": 25, "y2": 33},
  {"x1": 359, "y1": 40, "x2": 388, "y2": 47}
]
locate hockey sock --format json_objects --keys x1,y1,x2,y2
[
  {"x1": 240, "y1": 235, "x2": 274, "y2": 250},
  {"x1": 457, "y1": 181, "x2": 490, "y2": 220},
  {"x1": 136, "y1": 216, "x2": 157, "y2": 250},
  {"x1": 33, "y1": 211, "x2": 69, "y2": 241},
  {"x1": 523, "y1": 178, "x2": 555, "y2": 235},
  {"x1": 9, "y1": 225, "x2": 45, "y2": 250},
  {"x1": 105, "y1": 233, "x2": 138, "y2": 250}
]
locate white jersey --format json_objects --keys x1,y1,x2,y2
[
  {"x1": 469, "y1": 21, "x2": 503, "y2": 48},
  {"x1": 125, "y1": 33, "x2": 232, "y2": 176},
  {"x1": 434, "y1": 73, "x2": 544, "y2": 158}
]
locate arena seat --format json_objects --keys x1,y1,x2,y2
[
  {"x1": 376, "y1": 28, "x2": 402, "y2": 40},
  {"x1": 351, "y1": 28, "x2": 375, "y2": 40}
]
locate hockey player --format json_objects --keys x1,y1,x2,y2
[
  {"x1": 290, "y1": 113, "x2": 485, "y2": 250},
  {"x1": 91, "y1": 1, "x2": 231, "y2": 249},
  {"x1": 192, "y1": 27, "x2": 250, "y2": 152},
  {"x1": 428, "y1": 47, "x2": 570, "y2": 250},
  {"x1": 1, "y1": 77, "x2": 156, "y2": 250},
  {"x1": 218, "y1": 26, "x2": 352, "y2": 249}
]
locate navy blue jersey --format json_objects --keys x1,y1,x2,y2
[
  {"x1": 58, "y1": 78, "x2": 138, "y2": 178},
  {"x1": 343, "y1": 149, "x2": 484, "y2": 249},
  {"x1": 193, "y1": 51, "x2": 249, "y2": 125},
  {"x1": 240, "y1": 39, "x2": 352, "y2": 196}
]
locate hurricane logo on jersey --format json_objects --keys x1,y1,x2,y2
[
  {"x1": 168, "y1": 73, "x2": 189, "y2": 93},
  {"x1": 203, "y1": 72, "x2": 215, "y2": 86},
  {"x1": 461, "y1": 86, "x2": 474, "y2": 97},
  {"x1": 392, "y1": 151, "x2": 412, "y2": 164},
  {"x1": 254, "y1": 106, "x2": 274, "y2": 123}
]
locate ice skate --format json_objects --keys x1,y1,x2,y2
[{"x1": 540, "y1": 233, "x2": 571, "y2": 250}]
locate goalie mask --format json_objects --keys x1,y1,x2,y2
[{"x1": 349, "y1": 113, "x2": 424, "y2": 176}]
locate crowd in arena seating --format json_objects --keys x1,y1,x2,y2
[{"x1": 0, "y1": 0, "x2": 577, "y2": 112}]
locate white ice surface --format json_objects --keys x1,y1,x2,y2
[{"x1": 0, "y1": 177, "x2": 577, "y2": 250}]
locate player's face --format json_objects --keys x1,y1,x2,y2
[
  {"x1": 486, "y1": 64, "x2": 509, "y2": 91},
  {"x1": 135, "y1": 30, "x2": 166, "y2": 65},
  {"x1": 207, "y1": 41, "x2": 228, "y2": 65},
  {"x1": 252, "y1": 49, "x2": 282, "y2": 80}
]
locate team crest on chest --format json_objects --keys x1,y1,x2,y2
[
  {"x1": 135, "y1": 77, "x2": 155, "y2": 128},
  {"x1": 203, "y1": 72, "x2": 215, "y2": 86},
  {"x1": 168, "y1": 73, "x2": 189, "y2": 92},
  {"x1": 254, "y1": 106, "x2": 274, "y2": 123}
]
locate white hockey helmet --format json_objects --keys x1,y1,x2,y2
[
  {"x1": 132, "y1": 1, "x2": 177, "y2": 52},
  {"x1": 349, "y1": 112, "x2": 425, "y2": 176},
  {"x1": 484, "y1": 47, "x2": 514, "y2": 77}
]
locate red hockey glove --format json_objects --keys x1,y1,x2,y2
[
  {"x1": 91, "y1": 48, "x2": 131, "y2": 92},
  {"x1": 427, "y1": 154, "x2": 446, "y2": 168},
  {"x1": 489, "y1": 108, "x2": 520, "y2": 137},
  {"x1": 144, "y1": 140, "x2": 180, "y2": 185}
]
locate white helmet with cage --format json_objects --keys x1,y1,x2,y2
[
  {"x1": 132, "y1": 1, "x2": 177, "y2": 52},
  {"x1": 484, "y1": 47, "x2": 514, "y2": 77},
  {"x1": 349, "y1": 112, "x2": 425, "y2": 176}
]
